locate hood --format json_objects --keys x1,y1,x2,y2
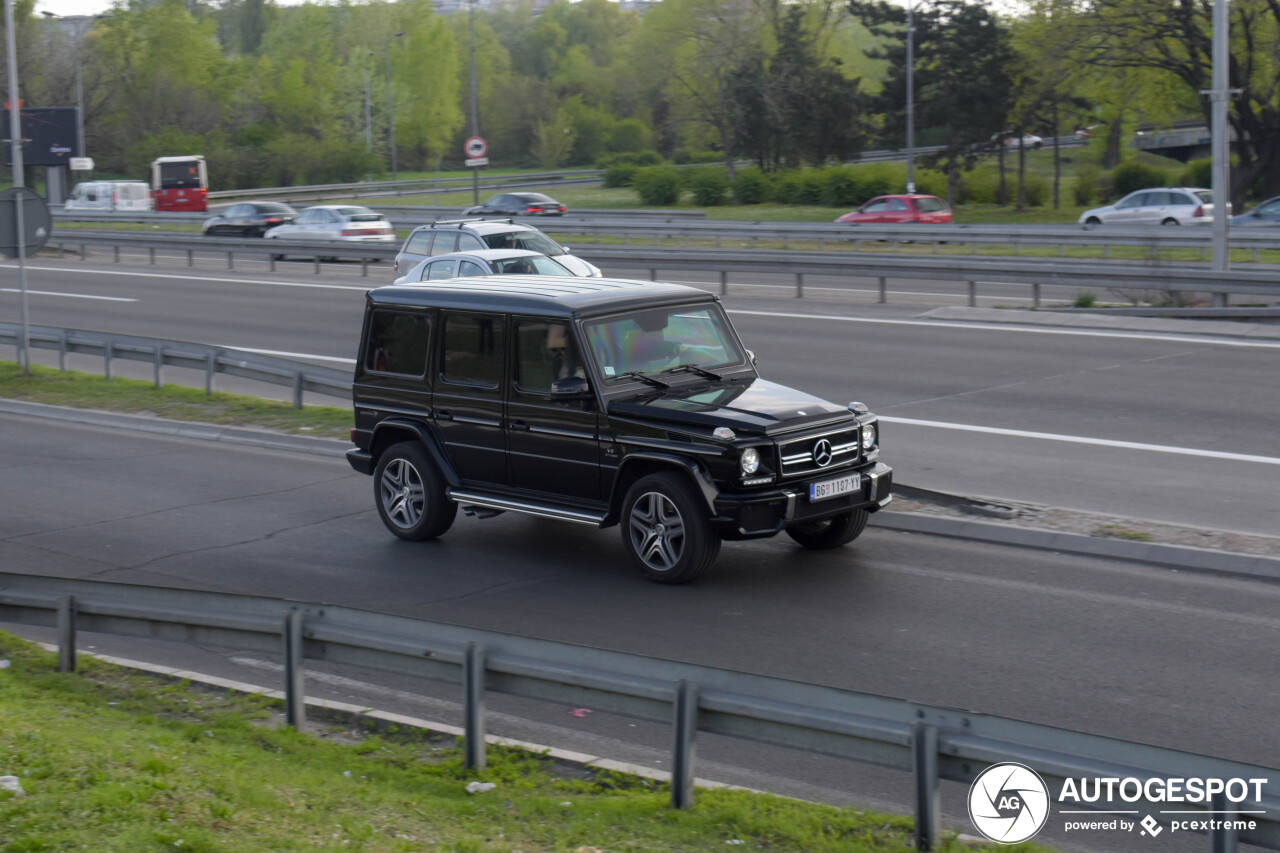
[
  {"x1": 556, "y1": 253, "x2": 602, "y2": 277},
  {"x1": 608, "y1": 378, "x2": 851, "y2": 436}
]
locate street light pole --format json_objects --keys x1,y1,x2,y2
[
  {"x1": 469, "y1": 0, "x2": 480, "y2": 205},
  {"x1": 905, "y1": 0, "x2": 915, "y2": 194},
  {"x1": 386, "y1": 31, "x2": 404, "y2": 180},
  {"x1": 7, "y1": 0, "x2": 30, "y2": 375}
]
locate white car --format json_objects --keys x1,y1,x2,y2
[
  {"x1": 392, "y1": 249, "x2": 581, "y2": 284},
  {"x1": 1079, "y1": 187, "x2": 1222, "y2": 227},
  {"x1": 993, "y1": 132, "x2": 1043, "y2": 149},
  {"x1": 264, "y1": 205, "x2": 396, "y2": 259}
]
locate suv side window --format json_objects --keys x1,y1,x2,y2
[
  {"x1": 432, "y1": 233, "x2": 459, "y2": 256},
  {"x1": 441, "y1": 312, "x2": 504, "y2": 387},
  {"x1": 405, "y1": 230, "x2": 435, "y2": 254},
  {"x1": 515, "y1": 319, "x2": 583, "y2": 394},
  {"x1": 365, "y1": 310, "x2": 430, "y2": 376},
  {"x1": 457, "y1": 233, "x2": 485, "y2": 251}
]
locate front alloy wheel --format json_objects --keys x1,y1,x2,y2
[{"x1": 622, "y1": 473, "x2": 719, "y2": 584}]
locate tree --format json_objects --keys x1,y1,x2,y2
[
  {"x1": 1076, "y1": 0, "x2": 1280, "y2": 206},
  {"x1": 850, "y1": 0, "x2": 1014, "y2": 203}
]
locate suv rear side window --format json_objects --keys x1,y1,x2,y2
[
  {"x1": 365, "y1": 310, "x2": 430, "y2": 376},
  {"x1": 442, "y1": 312, "x2": 504, "y2": 387},
  {"x1": 405, "y1": 230, "x2": 435, "y2": 254},
  {"x1": 457, "y1": 233, "x2": 485, "y2": 251}
]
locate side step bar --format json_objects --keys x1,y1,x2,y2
[{"x1": 447, "y1": 489, "x2": 608, "y2": 527}]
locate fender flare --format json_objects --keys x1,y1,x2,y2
[
  {"x1": 371, "y1": 418, "x2": 460, "y2": 488},
  {"x1": 609, "y1": 451, "x2": 720, "y2": 522}
]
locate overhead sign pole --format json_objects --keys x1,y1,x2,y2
[
  {"x1": 1208, "y1": 0, "x2": 1231, "y2": 301},
  {"x1": 5, "y1": 0, "x2": 30, "y2": 375}
]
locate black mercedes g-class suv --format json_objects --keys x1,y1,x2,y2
[{"x1": 346, "y1": 277, "x2": 892, "y2": 583}]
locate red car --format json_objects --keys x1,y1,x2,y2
[{"x1": 835, "y1": 194, "x2": 953, "y2": 225}]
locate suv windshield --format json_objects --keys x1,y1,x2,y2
[
  {"x1": 584, "y1": 305, "x2": 744, "y2": 381},
  {"x1": 483, "y1": 231, "x2": 564, "y2": 255}
]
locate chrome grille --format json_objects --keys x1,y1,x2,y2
[{"x1": 777, "y1": 427, "x2": 860, "y2": 478}]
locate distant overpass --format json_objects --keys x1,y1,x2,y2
[{"x1": 1132, "y1": 124, "x2": 1237, "y2": 162}]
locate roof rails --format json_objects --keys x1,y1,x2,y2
[{"x1": 427, "y1": 217, "x2": 515, "y2": 228}]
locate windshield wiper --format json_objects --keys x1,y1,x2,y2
[
  {"x1": 609, "y1": 371, "x2": 669, "y2": 389},
  {"x1": 659, "y1": 362, "x2": 723, "y2": 381}
]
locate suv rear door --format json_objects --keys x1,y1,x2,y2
[{"x1": 435, "y1": 310, "x2": 507, "y2": 485}]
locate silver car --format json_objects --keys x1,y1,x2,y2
[
  {"x1": 392, "y1": 249, "x2": 581, "y2": 284},
  {"x1": 394, "y1": 218, "x2": 601, "y2": 277},
  {"x1": 264, "y1": 205, "x2": 396, "y2": 259},
  {"x1": 1079, "y1": 187, "x2": 1221, "y2": 226}
]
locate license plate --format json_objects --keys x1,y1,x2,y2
[{"x1": 809, "y1": 473, "x2": 860, "y2": 502}]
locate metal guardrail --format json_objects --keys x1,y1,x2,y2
[
  {"x1": 0, "y1": 570, "x2": 1275, "y2": 851},
  {"x1": 205, "y1": 169, "x2": 607, "y2": 203},
  {"x1": 39, "y1": 231, "x2": 1280, "y2": 306},
  {"x1": 0, "y1": 323, "x2": 351, "y2": 407}
]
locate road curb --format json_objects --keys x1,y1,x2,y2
[
  {"x1": 872, "y1": 510, "x2": 1280, "y2": 583},
  {"x1": 5, "y1": 397, "x2": 1275, "y2": 584}
]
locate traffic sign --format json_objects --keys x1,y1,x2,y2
[
  {"x1": 464, "y1": 136, "x2": 488, "y2": 158},
  {"x1": 69, "y1": 157, "x2": 93, "y2": 171},
  {"x1": 0, "y1": 187, "x2": 51, "y2": 259},
  {"x1": 464, "y1": 157, "x2": 489, "y2": 167}
]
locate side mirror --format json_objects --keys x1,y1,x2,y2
[
  {"x1": 551, "y1": 375, "x2": 592, "y2": 399},
  {"x1": 746, "y1": 349, "x2": 757, "y2": 365}
]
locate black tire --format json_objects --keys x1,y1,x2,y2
[
  {"x1": 621, "y1": 472, "x2": 720, "y2": 584},
  {"x1": 1161, "y1": 218, "x2": 1180, "y2": 226},
  {"x1": 785, "y1": 508, "x2": 869, "y2": 550},
  {"x1": 373, "y1": 442, "x2": 457, "y2": 541},
  {"x1": 1083, "y1": 217, "x2": 1102, "y2": 228}
]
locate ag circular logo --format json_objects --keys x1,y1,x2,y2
[
  {"x1": 968, "y1": 762, "x2": 1050, "y2": 844},
  {"x1": 812, "y1": 438, "x2": 833, "y2": 467}
]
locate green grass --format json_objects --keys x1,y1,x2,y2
[
  {"x1": 0, "y1": 631, "x2": 1056, "y2": 852},
  {"x1": 0, "y1": 362, "x2": 352, "y2": 439}
]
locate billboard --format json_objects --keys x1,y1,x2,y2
[{"x1": 1, "y1": 107, "x2": 80, "y2": 166}]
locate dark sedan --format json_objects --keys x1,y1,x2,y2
[
  {"x1": 463, "y1": 192, "x2": 567, "y2": 217},
  {"x1": 1229, "y1": 196, "x2": 1280, "y2": 227},
  {"x1": 202, "y1": 202, "x2": 298, "y2": 237}
]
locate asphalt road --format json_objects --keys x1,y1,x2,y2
[
  {"x1": 2, "y1": 255, "x2": 1277, "y2": 535},
  {"x1": 2, "y1": 412, "x2": 1277, "y2": 852}
]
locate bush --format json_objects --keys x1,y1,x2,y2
[
  {"x1": 602, "y1": 163, "x2": 639, "y2": 188},
  {"x1": 1021, "y1": 174, "x2": 1049, "y2": 207},
  {"x1": 1179, "y1": 158, "x2": 1212, "y2": 188},
  {"x1": 632, "y1": 166, "x2": 683, "y2": 205},
  {"x1": 774, "y1": 169, "x2": 826, "y2": 205},
  {"x1": 732, "y1": 167, "x2": 774, "y2": 205},
  {"x1": 960, "y1": 167, "x2": 1001, "y2": 204},
  {"x1": 686, "y1": 166, "x2": 730, "y2": 206},
  {"x1": 1112, "y1": 161, "x2": 1167, "y2": 197},
  {"x1": 820, "y1": 167, "x2": 861, "y2": 207},
  {"x1": 672, "y1": 148, "x2": 721, "y2": 165},
  {"x1": 914, "y1": 169, "x2": 948, "y2": 199},
  {"x1": 1074, "y1": 163, "x2": 1100, "y2": 206},
  {"x1": 597, "y1": 151, "x2": 662, "y2": 168}
]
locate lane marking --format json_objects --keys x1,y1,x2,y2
[
  {"x1": 727, "y1": 308, "x2": 1280, "y2": 349},
  {"x1": 5, "y1": 265, "x2": 373, "y2": 292},
  {"x1": 880, "y1": 416, "x2": 1280, "y2": 465},
  {"x1": 0, "y1": 287, "x2": 137, "y2": 302}
]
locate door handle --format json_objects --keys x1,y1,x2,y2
[
  {"x1": 436, "y1": 410, "x2": 453, "y2": 421},
  {"x1": 509, "y1": 420, "x2": 530, "y2": 431}
]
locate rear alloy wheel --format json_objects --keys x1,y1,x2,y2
[
  {"x1": 373, "y1": 442, "x2": 457, "y2": 541},
  {"x1": 622, "y1": 472, "x2": 720, "y2": 584},
  {"x1": 785, "y1": 508, "x2": 869, "y2": 550}
]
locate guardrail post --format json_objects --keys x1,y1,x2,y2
[
  {"x1": 968, "y1": 281, "x2": 977, "y2": 307},
  {"x1": 227, "y1": 252, "x2": 234, "y2": 271},
  {"x1": 153, "y1": 345, "x2": 164, "y2": 388},
  {"x1": 56, "y1": 595, "x2": 77, "y2": 673},
  {"x1": 463, "y1": 642, "x2": 487, "y2": 771},
  {"x1": 1032, "y1": 283, "x2": 1042, "y2": 308},
  {"x1": 205, "y1": 351, "x2": 215, "y2": 396},
  {"x1": 671, "y1": 679, "x2": 698, "y2": 809},
  {"x1": 56, "y1": 242, "x2": 64, "y2": 259},
  {"x1": 795, "y1": 273, "x2": 804, "y2": 298},
  {"x1": 283, "y1": 609, "x2": 306, "y2": 730},
  {"x1": 313, "y1": 256, "x2": 321, "y2": 274},
  {"x1": 80, "y1": 243, "x2": 87, "y2": 260},
  {"x1": 649, "y1": 269, "x2": 657, "y2": 281},
  {"x1": 879, "y1": 276, "x2": 888, "y2": 304},
  {"x1": 292, "y1": 371, "x2": 304, "y2": 409},
  {"x1": 361, "y1": 258, "x2": 369, "y2": 277},
  {"x1": 1209, "y1": 793, "x2": 1238, "y2": 853},
  {"x1": 149, "y1": 247, "x2": 156, "y2": 265},
  {"x1": 269, "y1": 255, "x2": 276, "y2": 272},
  {"x1": 719, "y1": 271, "x2": 728, "y2": 296},
  {"x1": 187, "y1": 249, "x2": 194, "y2": 268},
  {"x1": 57, "y1": 331, "x2": 67, "y2": 371},
  {"x1": 113, "y1": 245, "x2": 120, "y2": 263},
  {"x1": 1213, "y1": 292, "x2": 1228, "y2": 308},
  {"x1": 104, "y1": 341, "x2": 113, "y2": 381},
  {"x1": 911, "y1": 721, "x2": 940, "y2": 851}
]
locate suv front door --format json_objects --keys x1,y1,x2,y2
[{"x1": 506, "y1": 318, "x2": 601, "y2": 502}]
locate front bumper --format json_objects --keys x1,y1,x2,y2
[{"x1": 709, "y1": 462, "x2": 893, "y2": 540}]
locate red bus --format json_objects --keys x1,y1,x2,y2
[{"x1": 151, "y1": 155, "x2": 208, "y2": 212}]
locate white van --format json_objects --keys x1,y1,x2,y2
[{"x1": 64, "y1": 181, "x2": 153, "y2": 212}]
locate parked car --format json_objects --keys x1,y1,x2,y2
[
  {"x1": 345, "y1": 277, "x2": 892, "y2": 583},
  {"x1": 63, "y1": 181, "x2": 152, "y2": 212},
  {"x1": 835, "y1": 194, "x2": 952, "y2": 225},
  {"x1": 993, "y1": 132, "x2": 1044, "y2": 149},
  {"x1": 1229, "y1": 196, "x2": 1280, "y2": 227},
  {"x1": 463, "y1": 192, "x2": 567, "y2": 217},
  {"x1": 395, "y1": 218, "x2": 600, "y2": 277},
  {"x1": 202, "y1": 202, "x2": 298, "y2": 237},
  {"x1": 1078, "y1": 187, "x2": 1223, "y2": 227},
  {"x1": 393, "y1": 249, "x2": 579, "y2": 284},
  {"x1": 263, "y1": 205, "x2": 396, "y2": 259}
]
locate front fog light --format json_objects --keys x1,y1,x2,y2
[
  {"x1": 861, "y1": 423, "x2": 876, "y2": 450},
  {"x1": 740, "y1": 447, "x2": 760, "y2": 475}
]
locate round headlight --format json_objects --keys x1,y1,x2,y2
[
  {"x1": 740, "y1": 447, "x2": 760, "y2": 475},
  {"x1": 861, "y1": 423, "x2": 876, "y2": 450}
]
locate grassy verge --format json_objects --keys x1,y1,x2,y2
[
  {"x1": 0, "y1": 362, "x2": 352, "y2": 439},
  {"x1": 0, "y1": 631, "x2": 1052, "y2": 852}
]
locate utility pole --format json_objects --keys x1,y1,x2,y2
[
  {"x1": 1207, "y1": 0, "x2": 1231, "y2": 295},
  {"x1": 905, "y1": 1, "x2": 915, "y2": 194},
  {"x1": 386, "y1": 32, "x2": 404, "y2": 179},
  {"x1": 469, "y1": 0, "x2": 481, "y2": 205},
  {"x1": 6, "y1": 0, "x2": 30, "y2": 375}
]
